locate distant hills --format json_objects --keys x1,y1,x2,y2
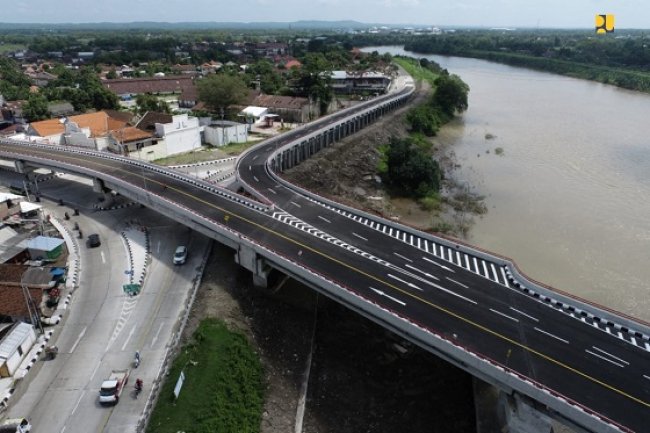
[{"x1": 0, "y1": 20, "x2": 403, "y2": 31}]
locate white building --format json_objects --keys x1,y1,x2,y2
[
  {"x1": 204, "y1": 121, "x2": 248, "y2": 147},
  {"x1": 155, "y1": 114, "x2": 201, "y2": 156},
  {"x1": 239, "y1": 106, "x2": 268, "y2": 124},
  {"x1": 0, "y1": 322, "x2": 36, "y2": 378}
]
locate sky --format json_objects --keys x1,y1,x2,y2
[{"x1": 7, "y1": 0, "x2": 650, "y2": 28}]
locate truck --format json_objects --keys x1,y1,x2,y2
[
  {"x1": 0, "y1": 418, "x2": 32, "y2": 433},
  {"x1": 98, "y1": 369, "x2": 130, "y2": 405}
]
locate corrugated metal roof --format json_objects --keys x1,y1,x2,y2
[
  {"x1": 0, "y1": 322, "x2": 34, "y2": 359},
  {"x1": 25, "y1": 236, "x2": 64, "y2": 252}
]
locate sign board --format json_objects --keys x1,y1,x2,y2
[{"x1": 173, "y1": 370, "x2": 185, "y2": 400}]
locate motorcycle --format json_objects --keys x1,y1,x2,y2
[
  {"x1": 134, "y1": 351, "x2": 141, "y2": 368},
  {"x1": 134, "y1": 378, "x2": 143, "y2": 398}
]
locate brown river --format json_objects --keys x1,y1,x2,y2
[{"x1": 365, "y1": 46, "x2": 650, "y2": 322}]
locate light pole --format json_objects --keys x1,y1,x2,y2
[{"x1": 21, "y1": 270, "x2": 44, "y2": 334}]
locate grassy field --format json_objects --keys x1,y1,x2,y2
[
  {"x1": 147, "y1": 319, "x2": 264, "y2": 433},
  {"x1": 0, "y1": 43, "x2": 25, "y2": 54},
  {"x1": 394, "y1": 56, "x2": 439, "y2": 88}
]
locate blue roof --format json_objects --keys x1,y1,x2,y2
[{"x1": 25, "y1": 236, "x2": 65, "y2": 252}]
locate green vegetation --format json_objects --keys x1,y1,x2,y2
[
  {"x1": 494, "y1": 147, "x2": 504, "y2": 156},
  {"x1": 378, "y1": 136, "x2": 442, "y2": 198},
  {"x1": 134, "y1": 93, "x2": 171, "y2": 115},
  {"x1": 147, "y1": 319, "x2": 264, "y2": 433},
  {"x1": 395, "y1": 57, "x2": 469, "y2": 137},
  {"x1": 22, "y1": 93, "x2": 49, "y2": 121},
  {"x1": 403, "y1": 31, "x2": 650, "y2": 93},
  {"x1": 197, "y1": 74, "x2": 250, "y2": 116}
]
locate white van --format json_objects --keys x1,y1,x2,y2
[{"x1": 0, "y1": 418, "x2": 31, "y2": 433}]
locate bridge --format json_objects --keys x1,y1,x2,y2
[{"x1": 1, "y1": 85, "x2": 649, "y2": 433}]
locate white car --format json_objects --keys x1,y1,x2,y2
[{"x1": 173, "y1": 246, "x2": 188, "y2": 265}]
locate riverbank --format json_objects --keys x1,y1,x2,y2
[{"x1": 283, "y1": 70, "x2": 485, "y2": 237}]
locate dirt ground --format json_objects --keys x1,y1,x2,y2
[
  {"x1": 184, "y1": 244, "x2": 476, "y2": 433},
  {"x1": 180, "y1": 84, "x2": 481, "y2": 433}
]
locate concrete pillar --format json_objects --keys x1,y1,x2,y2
[
  {"x1": 234, "y1": 242, "x2": 270, "y2": 288},
  {"x1": 499, "y1": 390, "x2": 554, "y2": 433}
]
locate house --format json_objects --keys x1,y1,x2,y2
[
  {"x1": 1, "y1": 100, "x2": 28, "y2": 124},
  {"x1": 107, "y1": 127, "x2": 156, "y2": 155},
  {"x1": 240, "y1": 106, "x2": 269, "y2": 124},
  {"x1": 25, "y1": 236, "x2": 65, "y2": 261},
  {"x1": 47, "y1": 102, "x2": 75, "y2": 117},
  {"x1": 0, "y1": 193, "x2": 24, "y2": 221},
  {"x1": 254, "y1": 43, "x2": 288, "y2": 58},
  {"x1": 27, "y1": 71, "x2": 57, "y2": 87},
  {"x1": 0, "y1": 322, "x2": 36, "y2": 377},
  {"x1": 28, "y1": 111, "x2": 131, "y2": 150},
  {"x1": 102, "y1": 76, "x2": 195, "y2": 98},
  {"x1": 204, "y1": 121, "x2": 248, "y2": 147},
  {"x1": 252, "y1": 94, "x2": 311, "y2": 123},
  {"x1": 284, "y1": 59, "x2": 302, "y2": 70},
  {"x1": 135, "y1": 111, "x2": 173, "y2": 134},
  {"x1": 329, "y1": 71, "x2": 392, "y2": 94},
  {"x1": 199, "y1": 61, "x2": 223, "y2": 76},
  {"x1": 155, "y1": 114, "x2": 201, "y2": 155},
  {"x1": 178, "y1": 84, "x2": 199, "y2": 109}
]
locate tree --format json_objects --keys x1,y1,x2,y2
[
  {"x1": 135, "y1": 93, "x2": 170, "y2": 115},
  {"x1": 106, "y1": 69, "x2": 118, "y2": 80},
  {"x1": 433, "y1": 74, "x2": 469, "y2": 117},
  {"x1": 23, "y1": 93, "x2": 50, "y2": 121},
  {"x1": 380, "y1": 137, "x2": 442, "y2": 198},
  {"x1": 406, "y1": 105, "x2": 442, "y2": 136},
  {"x1": 197, "y1": 74, "x2": 249, "y2": 115}
]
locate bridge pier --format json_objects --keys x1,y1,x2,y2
[
  {"x1": 475, "y1": 378, "x2": 557, "y2": 433},
  {"x1": 234, "y1": 242, "x2": 271, "y2": 288},
  {"x1": 499, "y1": 391, "x2": 554, "y2": 433},
  {"x1": 92, "y1": 178, "x2": 116, "y2": 207}
]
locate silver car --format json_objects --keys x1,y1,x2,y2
[{"x1": 173, "y1": 246, "x2": 187, "y2": 265}]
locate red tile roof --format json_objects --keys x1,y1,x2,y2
[{"x1": 103, "y1": 76, "x2": 195, "y2": 95}]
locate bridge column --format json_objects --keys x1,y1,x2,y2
[
  {"x1": 234, "y1": 242, "x2": 270, "y2": 288},
  {"x1": 500, "y1": 391, "x2": 553, "y2": 433},
  {"x1": 92, "y1": 178, "x2": 115, "y2": 207}
]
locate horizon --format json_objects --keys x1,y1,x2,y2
[
  {"x1": 3, "y1": 0, "x2": 650, "y2": 29},
  {"x1": 0, "y1": 19, "x2": 647, "y2": 31}
]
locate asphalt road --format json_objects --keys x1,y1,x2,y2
[
  {"x1": 3, "y1": 174, "x2": 210, "y2": 433},
  {"x1": 1, "y1": 80, "x2": 649, "y2": 431},
  {"x1": 1, "y1": 137, "x2": 649, "y2": 432}
]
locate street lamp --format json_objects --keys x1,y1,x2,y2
[{"x1": 21, "y1": 270, "x2": 44, "y2": 335}]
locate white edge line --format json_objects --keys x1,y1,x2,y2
[{"x1": 318, "y1": 215, "x2": 331, "y2": 223}]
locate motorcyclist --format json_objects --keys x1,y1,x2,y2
[
  {"x1": 134, "y1": 350, "x2": 141, "y2": 367},
  {"x1": 135, "y1": 378, "x2": 143, "y2": 391}
]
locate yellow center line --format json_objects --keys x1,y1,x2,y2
[{"x1": 16, "y1": 147, "x2": 650, "y2": 411}]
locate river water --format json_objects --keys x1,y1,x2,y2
[{"x1": 364, "y1": 46, "x2": 650, "y2": 321}]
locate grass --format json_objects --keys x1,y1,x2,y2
[
  {"x1": 393, "y1": 57, "x2": 440, "y2": 88},
  {"x1": 147, "y1": 319, "x2": 264, "y2": 433},
  {"x1": 0, "y1": 43, "x2": 26, "y2": 54}
]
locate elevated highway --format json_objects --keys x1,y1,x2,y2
[{"x1": 1, "y1": 84, "x2": 649, "y2": 433}]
